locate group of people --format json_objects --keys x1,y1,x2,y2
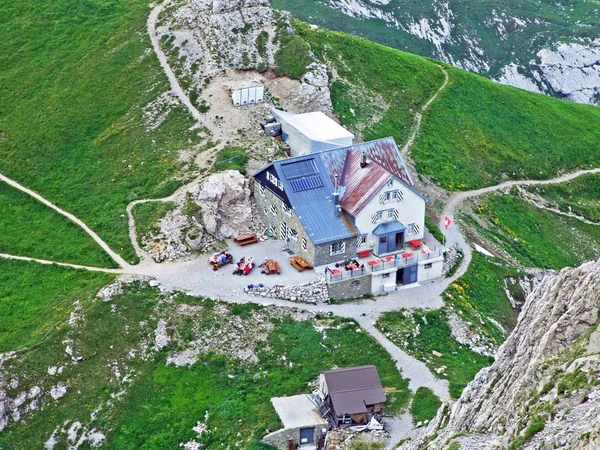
[
  {"x1": 209, "y1": 251, "x2": 232, "y2": 270},
  {"x1": 340, "y1": 258, "x2": 364, "y2": 271},
  {"x1": 233, "y1": 256, "x2": 255, "y2": 276}
]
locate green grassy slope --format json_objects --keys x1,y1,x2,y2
[
  {"x1": 295, "y1": 22, "x2": 444, "y2": 146},
  {"x1": 0, "y1": 259, "x2": 112, "y2": 352},
  {"x1": 0, "y1": 0, "x2": 201, "y2": 264},
  {"x1": 525, "y1": 174, "x2": 600, "y2": 223},
  {"x1": 0, "y1": 181, "x2": 117, "y2": 267},
  {"x1": 272, "y1": 0, "x2": 600, "y2": 79},
  {"x1": 469, "y1": 192, "x2": 600, "y2": 270},
  {"x1": 413, "y1": 69, "x2": 600, "y2": 189},
  {"x1": 0, "y1": 275, "x2": 410, "y2": 448},
  {"x1": 294, "y1": 23, "x2": 600, "y2": 190}
]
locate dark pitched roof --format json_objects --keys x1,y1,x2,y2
[{"x1": 322, "y1": 366, "x2": 386, "y2": 414}]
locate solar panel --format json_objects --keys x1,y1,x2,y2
[
  {"x1": 281, "y1": 159, "x2": 318, "y2": 180},
  {"x1": 289, "y1": 175, "x2": 324, "y2": 192}
]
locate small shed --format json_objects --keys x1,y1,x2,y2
[
  {"x1": 319, "y1": 365, "x2": 386, "y2": 426},
  {"x1": 271, "y1": 109, "x2": 354, "y2": 157},
  {"x1": 263, "y1": 395, "x2": 329, "y2": 449}
]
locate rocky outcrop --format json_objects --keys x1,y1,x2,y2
[
  {"x1": 191, "y1": 170, "x2": 257, "y2": 239},
  {"x1": 295, "y1": 0, "x2": 600, "y2": 105},
  {"x1": 401, "y1": 259, "x2": 600, "y2": 449}
]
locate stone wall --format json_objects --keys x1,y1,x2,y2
[
  {"x1": 314, "y1": 236, "x2": 358, "y2": 267},
  {"x1": 263, "y1": 426, "x2": 322, "y2": 450},
  {"x1": 327, "y1": 273, "x2": 372, "y2": 300},
  {"x1": 245, "y1": 280, "x2": 329, "y2": 303},
  {"x1": 253, "y1": 181, "x2": 316, "y2": 264}
]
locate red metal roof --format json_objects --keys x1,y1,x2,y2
[{"x1": 340, "y1": 149, "x2": 391, "y2": 217}]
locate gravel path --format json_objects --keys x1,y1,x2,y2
[
  {"x1": 0, "y1": 173, "x2": 128, "y2": 268},
  {"x1": 0, "y1": 252, "x2": 124, "y2": 274},
  {"x1": 147, "y1": 0, "x2": 205, "y2": 125}
]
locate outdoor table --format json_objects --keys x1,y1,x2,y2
[
  {"x1": 409, "y1": 239, "x2": 423, "y2": 249},
  {"x1": 367, "y1": 260, "x2": 379, "y2": 266},
  {"x1": 401, "y1": 252, "x2": 414, "y2": 258}
]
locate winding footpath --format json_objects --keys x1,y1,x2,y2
[
  {"x1": 2, "y1": 4, "x2": 600, "y2": 443},
  {"x1": 400, "y1": 64, "x2": 449, "y2": 161}
]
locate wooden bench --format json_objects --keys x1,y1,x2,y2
[
  {"x1": 263, "y1": 259, "x2": 281, "y2": 275},
  {"x1": 290, "y1": 255, "x2": 312, "y2": 272},
  {"x1": 233, "y1": 233, "x2": 259, "y2": 246}
]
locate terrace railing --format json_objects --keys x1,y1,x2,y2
[{"x1": 325, "y1": 248, "x2": 443, "y2": 282}]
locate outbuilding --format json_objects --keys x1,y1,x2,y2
[
  {"x1": 318, "y1": 365, "x2": 386, "y2": 427},
  {"x1": 271, "y1": 109, "x2": 354, "y2": 157},
  {"x1": 263, "y1": 394, "x2": 329, "y2": 449}
]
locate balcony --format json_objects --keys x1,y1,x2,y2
[{"x1": 325, "y1": 245, "x2": 443, "y2": 282}]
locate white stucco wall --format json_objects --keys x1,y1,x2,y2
[
  {"x1": 352, "y1": 178, "x2": 426, "y2": 252},
  {"x1": 417, "y1": 257, "x2": 444, "y2": 282}
]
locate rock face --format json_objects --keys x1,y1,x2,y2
[
  {"x1": 290, "y1": 0, "x2": 600, "y2": 105},
  {"x1": 192, "y1": 170, "x2": 256, "y2": 239},
  {"x1": 402, "y1": 259, "x2": 600, "y2": 449}
]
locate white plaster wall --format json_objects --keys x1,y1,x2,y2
[
  {"x1": 417, "y1": 257, "x2": 443, "y2": 282},
  {"x1": 353, "y1": 178, "x2": 426, "y2": 249},
  {"x1": 371, "y1": 268, "x2": 397, "y2": 294}
]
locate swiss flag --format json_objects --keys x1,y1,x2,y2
[{"x1": 444, "y1": 216, "x2": 452, "y2": 230}]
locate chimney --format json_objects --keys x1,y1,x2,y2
[
  {"x1": 360, "y1": 151, "x2": 368, "y2": 168},
  {"x1": 333, "y1": 174, "x2": 341, "y2": 216}
]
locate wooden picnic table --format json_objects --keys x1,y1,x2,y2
[
  {"x1": 290, "y1": 255, "x2": 312, "y2": 272},
  {"x1": 263, "y1": 259, "x2": 281, "y2": 275},
  {"x1": 233, "y1": 233, "x2": 259, "y2": 246}
]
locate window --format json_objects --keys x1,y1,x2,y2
[
  {"x1": 259, "y1": 184, "x2": 266, "y2": 196},
  {"x1": 289, "y1": 228, "x2": 298, "y2": 241},
  {"x1": 329, "y1": 241, "x2": 346, "y2": 255},
  {"x1": 280, "y1": 222, "x2": 287, "y2": 240},
  {"x1": 371, "y1": 211, "x2": 383, "y2": 224},
  {"x1": 387, "y1": 179, "x2": 394, "y2": 188},
  {"x1": 269, "y1": 225, "x2": 276, "y2": 236},
  {"x1": 387, "y1": 209, "x2": 395, "y2": 219},
  {"x1": 270, "y1": 204, "x2": 277, "y2": 215},
  {"x1": 263, "y1": 207, "x2": 268, "y2": 215},
  {"x1": 266, "y1": 171, "x2": 283, "y2": 191},
  {"x1": 380, "y1": 190, "x2": 403, "y2": 204},
  {"x1": 408, "y1": 223, "x2": 421, "y2": 235},
  {"x1": 382, "y1": 273, "x2": 390, "y2": 278},
  {"x1": 356, "y1": 235, "x2": 367, "y2": 247},
  {"x1": 282, "y1": 203, "x2": 292, "y2": 216},
  {"x1": 302, "y1": 238, "x2": 308, "y2": 251},
  {"x1": 424, "y1": 263, "x2": 432, "y2": 269}
]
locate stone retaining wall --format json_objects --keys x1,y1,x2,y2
[
  {"x1": 245, "y1": 279, "x2": 329, "y2": 303},
  {"x1": 327, "y1": 273, "x2": 372, "y2": 300}
]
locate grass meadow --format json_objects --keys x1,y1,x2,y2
[{"x1": 0, "y1": 0, "x2": 202, "y2": 265}]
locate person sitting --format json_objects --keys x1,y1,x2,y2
[{"x1": 219, "y1": 252, "x2": 228, "y2": 265}]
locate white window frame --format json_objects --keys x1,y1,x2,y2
[
  {"x1": 408, "y1": 223, "x2": 421, "y2": 235},
  {"x1": 282, "y1": 203, "x2": 292, "y2": 217},
  {"x1": 329, "y1": 241, "x2": 346, "y2": 256},
  {"x1": 289, "y1": 228, "x2": 298, "y2": 241},
  {"x1": 356, "y1": 235, "x2": 367, "y2": 247},
  {"x1": 266, "y1": 172, "x2": 284, "y2": 191}
]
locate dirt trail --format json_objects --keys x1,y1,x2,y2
[
  {"x1": 401, "y1": 65, "x2": 449, "y2": 160},
  {"x1": 0, "y1": 173, "x2": 128, "y2": 268},
  {"x1": 0, "y1": 253, "x2": 124, "y2": 274},
  {"x1": 147, "y1": 0, "x2": 205, "y2": 125}
]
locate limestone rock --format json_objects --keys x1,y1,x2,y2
[{"x1": 401, "y1": 259, "x2": 600, "y2": 449}]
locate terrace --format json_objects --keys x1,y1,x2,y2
[{"x1": 322, "y1": 241, "x2": 443, "y2": 283}]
